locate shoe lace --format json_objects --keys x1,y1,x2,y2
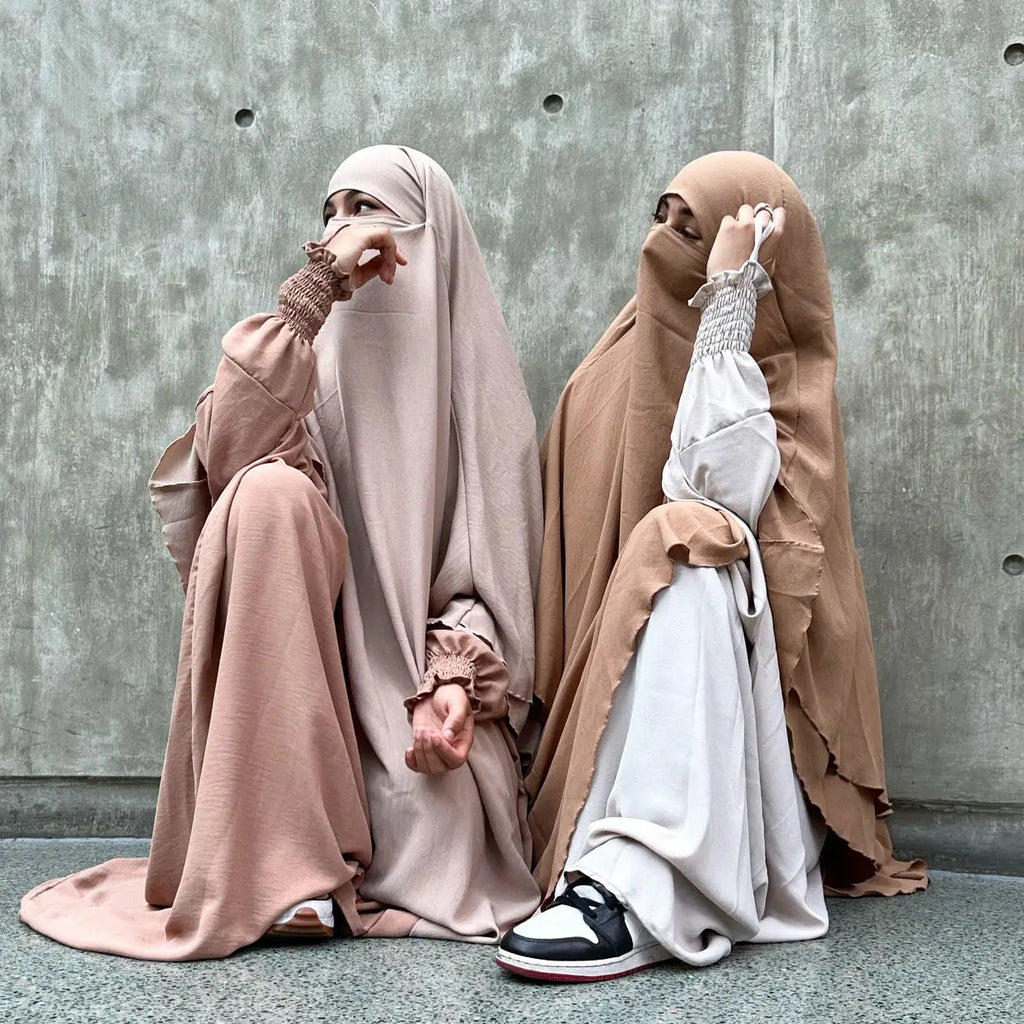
[{"x1": 553, "y1": 875, "x2": 621, "y2": 922}]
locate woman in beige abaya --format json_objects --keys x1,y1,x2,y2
[{"x1": 21, "y1": 145, "x2": 543, "y2": 960}]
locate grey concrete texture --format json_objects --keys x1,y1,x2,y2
[
  {"x1": 3, "y1": 840, "x2": 1024, "y2": 1023},
  {"x1": 0, "y1": 777, "x2": 159, "y2": 837},
  {"x1": 8, "y1": 779, "x2": 1024, "y2": 881},
  {"x1": 0, "y1": 1, "x2": 1022, "y2": 823}
]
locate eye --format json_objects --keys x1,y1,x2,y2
[
  {"x1": 354, "y1": 198, "x2": 382, "y2": 215},
  {"x1": 652, "y1": 210, "x2": 667, "y2": 224},
  {"x1": 680, "y1": 226, "x2": 701, "y2": 241}
]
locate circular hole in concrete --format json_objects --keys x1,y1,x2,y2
[
  {"x1": 543, "y1": 93, "x2": 564, "y2": 114},
  {"x1": 1002, "y1": 554, "x2": 1024, "y2": 576},
  {"x1": 1005, "y1": 43, "x2": 1024, "y2": 66},
  {"x1": 235, "y1": 108, "x2": 255, "y2": 128}
]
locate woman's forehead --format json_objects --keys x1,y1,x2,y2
[
  {"x1": 326, "y1": 146, "x2": 428, "y2": 222},
  {"x1": 661, "y1": 152, "x2": 793, "y2": 236},
  {"x1": 657, "y1": 193, "x2": 692, "y2": 208}
]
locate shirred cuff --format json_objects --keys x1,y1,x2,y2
[
  {"x1": 688, "y1": 261, "x2": 763, "y2": 365},
  {"x1": 405, "y1": 629, "x2": 513, "y2": 721},
  {"x1": 404, "y1": 650, "x2": 482, "y2": 715},
  {"x1": 276, "y1": 241, "x2": 353, "y2": 345},
  {"x1": 688, "y1": 259, "x2": 772, "y2": 309}
]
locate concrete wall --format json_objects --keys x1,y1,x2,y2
[{"x1": 1, "y1": 1, "x2": 1022, "y2": 869}]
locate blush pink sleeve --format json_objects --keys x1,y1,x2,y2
[
  {"x1": 404, "y1": 630, "x2": 511, "y2": 723},
  {"x1": 193, "y1": 249, "x2": 350, "y2": 501}
]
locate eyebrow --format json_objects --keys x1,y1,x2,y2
[{"x1": 656, "y1": 195, "x2": 693, "y2": 216}]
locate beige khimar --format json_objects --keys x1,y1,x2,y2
[
  {"x1": 20, "y1": 146, "x2": 543, "y2": 959},
  {"x1": 527, "y1": 151, "x2": 928, "y2": 899}
]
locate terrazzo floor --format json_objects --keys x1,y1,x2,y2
[{"x1": 2, "y1": 839, "x2": 1022, "y2": 1023}]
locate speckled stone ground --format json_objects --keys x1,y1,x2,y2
[{"x1": 2, "y1": 839, "x2": 1022, "y2": 1024}]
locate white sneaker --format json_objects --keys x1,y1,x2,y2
[{"x1": 266, "y1": 896, "x2": 334, "y2": 938}]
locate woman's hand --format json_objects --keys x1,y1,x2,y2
[
  {"x1": 706, "y1": 204, "x2": 785, "y2": 278},
  {"x1": 405, "y1": 683, "x2": 475, "y2": 774},
  {"x1": 323, "y1": 223, "x2": 408, "y2": 289}
]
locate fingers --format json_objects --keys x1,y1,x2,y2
[
  {"x1": 349, "y1": 248, "x2": 396, "y2": 288},
  {"x1": 407, "y1": 727, "x2": 447, "y2": 774},
  {"x1": 430, "y1": 687, "x2": 472, "y2": 769},
  {"x1": 440, "y1": 700, "x2": 468, "y2": 745},
  {"x1": 432, "y1": 733, "x2": 469, "y2": 770},
  {"x1": 750, "y1": 204, "x2": 783, "y2": 235},
  {"x1": 405, "y1": 685, "x2": 474, "y2": 774},
  {"x1": 421, "y1": 730, "x2": 447, "y2": 774},
  {"x1": 408, "y1": 694, "x2": 464, "y2": 774},
  {"x1": 358, "y1": 225, "x2": 409, "y2": 281},
  {"x1": 755, "y1": 207, "x2": 785, "y2": 265},
  {"x1": 725, "y1": 204, "x2": 780, "y2": 233},
  {"x1": 453, "y1": 713, "x2": 474, "y2": 763},
  {"x1": 358, "y1": 225, "x2": 399, "y2": 283},
  {"x1": 405, "y1": 714, "x2": 472, "y2": 774},
  {"x1": 348, "y1": 253, "x2": 387, "y2": 290},
  {"x1": 407, "y1": 729, "x2": 469, "y2": 773},
  {"x1": 351, "y1": 245, "x2": 407, "y2": 287},
  {"x1": 327, "y1": 224, "x2": 408, "y2": 288}
]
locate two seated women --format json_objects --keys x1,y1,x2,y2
[{"x1": 20, "y1": 146, "x2": 926, "y2": 975}]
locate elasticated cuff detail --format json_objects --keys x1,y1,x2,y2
[
  {"x1": 403, "y1": 652, "x2": 482, "y2": 715},
  {"x1": 688, "y1": 263, "x2": 760, "y2": 364},
  {"x1": 276, "y1": 243, "x2": 353, "y2": 344}
]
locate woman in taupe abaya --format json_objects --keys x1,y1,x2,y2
[
  {"x1": 498, "y1": 152, "x2": 927, "y2": 983},
  {"x1": 20, "y1": 145, "x2": 543, "y2": 960}
]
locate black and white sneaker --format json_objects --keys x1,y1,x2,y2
[{"x1": 496, "y1": 875, "x2": 672, "y2": 982}]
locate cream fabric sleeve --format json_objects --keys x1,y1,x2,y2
[{"x1": 660, "y1": 261, "x2": 781, "y2": 529}]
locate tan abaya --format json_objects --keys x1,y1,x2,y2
[{"x1": 527, "y1": 151, "x2": 928, "y2": 900}]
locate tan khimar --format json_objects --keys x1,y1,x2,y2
[
  {"x1": 528, "y1": 151, "x2": 927, "y2": 898},
  {"x1": 20, "y1": 146, "x2": 543, "y2": 959}
]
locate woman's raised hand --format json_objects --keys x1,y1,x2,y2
[
  {"x1": 323, "y1": 223, "x2": 408, "y2": 289},
  {"x1": 706, "y1": 204, "x2": 785, "y2": 278}
]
